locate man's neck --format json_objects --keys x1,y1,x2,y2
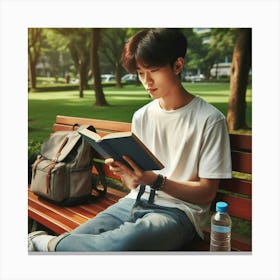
[{"x1": 159, "y1": 86, "x2": 194, "y2": 111}]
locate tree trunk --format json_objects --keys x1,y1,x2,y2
[
  {"x1": 115, "y1": 61, "x2": 122, "y2": 88},
  {"x1": 91, "y1": 29, "x2": 108, "y2": 106},
  {"x1": 28, "y1": 28, "x2": 42, "y2": 91},
  {"x1": 227, "y1": 28, "x2": 251, "y2": 130},
  {"x1": 78, "y1": 61, "x2": 84, "y2": 98},
  {"x1": 78, "y1": 59, "x2": 89, "y2": 98},
  {"x1": 28, "y1": 54, "x2": 36, "y2": 90}
]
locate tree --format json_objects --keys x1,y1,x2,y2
[
  {"x1": 43, "y1": 29, "x2": 74, "y2": 79},
  {"x1": 99, "y1": 29, "x2": 127, "y2": 87},
  {"x1": 227, "y1": 28, "x2": 252, "y2": 130},
  {"x1": 99, "y1": 28, "x2": 142, "y2": 87},
  {"x1": 55, "y1": 28, "x2": 91, "y2": 98},
  {"x1": 91, "y1": 29, "x2": 108, "y2": 106},
  {"x1": 181, "y1": 28, "x2": 235, "y2": 79},
  {"x1": 204, "y1": 28, "x2": 235, "y2": 79},
  {"x1": 182, "y1": 28, "x2": 207, "y2": 75},
  {"x1": 28, "y1": 28, "x2": 44, "y2": 90}
]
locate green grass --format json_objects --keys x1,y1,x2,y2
[{"x1": 28, "y1": 82, "x2": 252, "y2": 143}]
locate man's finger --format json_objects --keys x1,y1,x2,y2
[
  {"x1": 105, "y1": 158, "x2": 114, "y2": 165},
  {"x1": 123, "y1": 155, "x2": 141, "y2": 172}
]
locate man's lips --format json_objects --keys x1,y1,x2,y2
[{"x1": 147, "y1": 88, "x2": 157, "y2": 93}]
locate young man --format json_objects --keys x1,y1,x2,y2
[{"x1": 28, "y1": 28, "x2": 232, "y2": 252}]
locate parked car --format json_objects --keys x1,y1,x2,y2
[
  {"x1": 70, "y1": 78, "x2": 79, "y2": 84},
  {"x1": 184, "y1": 74, "x2": 205, "y2": 82},
  {"x1": 121, "y1": 74, "x2": 137, "y2": 84},
  {"x1": 101, "y1": 74, "x2": 116, "y2": 82}
]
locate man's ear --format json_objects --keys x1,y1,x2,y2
[{"x1": 174, "y1": 57, "x2": 184, "y2": 75}]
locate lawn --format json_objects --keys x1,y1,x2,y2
[{"x1": 28, "y1": 82, "x2": 252, "y2": 143}]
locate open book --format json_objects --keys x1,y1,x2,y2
[{"x1": 79, "y1": 128, "x2": 164, "y2": 171}]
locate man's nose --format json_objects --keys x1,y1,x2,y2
[{"x1": 143, "y1": 72, "x2": 153, "y2": 85}]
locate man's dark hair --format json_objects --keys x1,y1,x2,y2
[{"x1": 122, "y1": 28, "x2": 188, "y2": 73}]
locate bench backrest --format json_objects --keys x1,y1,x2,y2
[
  {"x1": 215, "y1": 134, "x2": 252, "y2": 221},
  {"x1": 54, "y1": 115, "x2": 252, "y2": 228}
]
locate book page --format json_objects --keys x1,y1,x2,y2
[{"x1": 79, "y1": 128, "x2": 101, "y2": 141}]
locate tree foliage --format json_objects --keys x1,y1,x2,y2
[
  {"x1": 53, "y1": 28, "x2": 91, "y2": 98},
  {"x1": 182, "y1": 28, "x2": 208, "y2": 73},
  {"x1": 99, "y1": 28, "x2": 128, "y2": 87},
  {"x1": 204, "y1": 28, "x2": 236, "y2": 78},
  {"x1": 42, "y1": 29, "x2": 73, "y2": 78},
  {"x1": 98, "y1": 28, "x2": 143, "y2": 87}
]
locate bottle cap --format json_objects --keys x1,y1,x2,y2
[{"x1": 216, "y1": 201, "x2": 228, "y2": 213}]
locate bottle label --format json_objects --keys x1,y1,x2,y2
[{"x1": 211, "y1": 224, "x2": 230, "y2": 233}]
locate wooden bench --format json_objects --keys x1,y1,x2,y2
[{"x1": 28, "y1": 115, "x2": 252, "y2": 251}]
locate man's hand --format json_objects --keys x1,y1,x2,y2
[{"x1": 105, "y1": 156, "x2": 157, "y2": 190}]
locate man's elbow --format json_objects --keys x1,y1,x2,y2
[{"x1": 200, "y1": 179, "x2": 219, "y2": 204}]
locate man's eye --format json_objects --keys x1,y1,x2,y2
[{"x1": 151, "y1": 68, "x2": 159, "y2": 73}]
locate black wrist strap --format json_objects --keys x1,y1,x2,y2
[
  {"x1": 148, "y1": 174, "x2": 164, "y2": 204},
  {"x1": 151, "y1": 174, "x2": 164, "y2": 191}
]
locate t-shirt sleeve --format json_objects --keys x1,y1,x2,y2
[
  {"x1": 198, "y1": 119, "x2": 232, "y2": 179},
  {"x1": 131, "y1": 114, "x2": 138, "y2": 134},
  {"x1": 131, "y1": 112, "x2": 142, "y2": 138}
]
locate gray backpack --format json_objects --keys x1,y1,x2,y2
[{"x1": 30, "y1": 125, "x2": 107, "y2": 205}]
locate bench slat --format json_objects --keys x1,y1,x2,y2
[
  {"x1": 53, "y1": 123, "x2": 76, "y2": 132},
  {"x1": 231, "y1": 151, "x2": 252, "y2": 174},
  {"x1": 230, "y1": 134, "x2": 252, "y2": 152},
  {"x1": 28, "y1": 202, "x2": 81, "y2": 234},
  {"x1": 28, "y1": 207, "x2": 73, "y2": 234},
  {"x1": 53, "y1": 124, "x2": 123, "y2": 138},
  {"x1": 28, "y1": 193, "x2": 89, "y2": 224},
  {"x1": 56, "y1": 115, "x2": 131, "y2": 132},
  {"x1": 214, "y1": 193, "x2": 252, "y2": 221},
  {"x1": 219, "y1": 178, "x2": 252, "y2": 196}
]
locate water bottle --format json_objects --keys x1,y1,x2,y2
[{"x1": 210, "y1": 201, "x2": 232, "y2": 251}]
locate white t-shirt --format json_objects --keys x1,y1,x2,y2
[{"x1": 125, "y1": 96, "x2": 232, "y2": 238}]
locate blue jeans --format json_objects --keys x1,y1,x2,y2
[{"x1": 51, "y1": 197, "x2": 197, "y2": 252}]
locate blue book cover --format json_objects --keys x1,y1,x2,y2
[{"x1": 79, "y1": 128, "x2": 164, "y2": 171}]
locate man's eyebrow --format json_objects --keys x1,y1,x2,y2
[
  {"x1": 136, "y1": 65, "x2": 156, "y2": 70},
  {"x1": 136, "y1": 66, "x2": 145, "y2": 71}
]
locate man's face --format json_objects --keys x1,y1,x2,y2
[{"x1": 135, "y1": 61, "x2": 179, "y2": 100}]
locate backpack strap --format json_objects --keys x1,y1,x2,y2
[
  {"x1": 92, "y1": 158, "x2": 107, "y2": 197},
  {"x1": 52, "y1": 136, "x2": 69, "y2": 162},
  {"x1": 72, "y1": 123, "x2": 79, "y2": 131},
  {"x1": 32, "y1": 156, "x2": 45, "y2": 179}
]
